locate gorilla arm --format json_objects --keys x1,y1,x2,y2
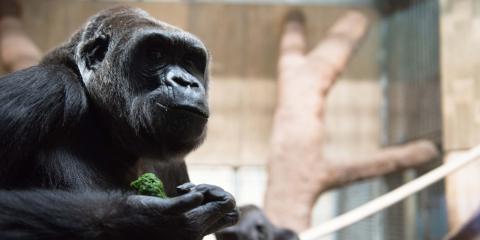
[
  {"x1": 0, "y1": 188, "x2": 218, "y2": 239},
  {"x1": 0, "y1": 65, "x2": 87, "y2": 181}
]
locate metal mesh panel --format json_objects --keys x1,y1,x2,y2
[
  {"x1": 338, "y1": 1, "x2": 447, "y2": 239},
  {"x1": 380, "y1": 0, "x2": 442, "y2": 146},
  {"x1": 379, "y1": 0, "x2": 447, "y2": 239},
  {"x1": 337, "y1": 179, "x2": 385, "y2": 240}
]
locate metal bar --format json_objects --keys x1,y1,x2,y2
[{"x1": 93, "y1": 0, "x2": 374, "y2": 6}]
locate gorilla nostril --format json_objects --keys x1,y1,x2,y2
[{"x1": 170, "y1": 76, "x2": 199, "y2": 88}]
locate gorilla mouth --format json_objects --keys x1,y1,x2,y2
[
  {"x1": 157, "y1": 103, "x2": 209, "y2": 119},
  {"x1": 172, "y1": 105, "x2": 209, "y2": 118}
]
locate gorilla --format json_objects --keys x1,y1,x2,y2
[
  {"x1": 215, "y1": 205, "x2": 299, "y2": 240},
  {"x1": 0, "y1": 6, "x2": 238, "y2": 240}
]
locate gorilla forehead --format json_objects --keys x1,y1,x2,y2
[{"x1": 80, "y1": 6, "x2": 206, "y2": 51}]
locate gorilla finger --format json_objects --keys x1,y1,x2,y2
[
  {"x1": 165, "y1": 192, "x2": 204, "y2": 214},
  {"x1": 186, "y1": 201, "x2": 236, "y2": 230},
  {"x1": 176, "y1": 182, "x2": 196, "y2": 194},
  {"x1": 196, "y1": 195, "x2": 236, "y2": 214},
  {"x1": 193, "y1": 184, "x2": 236, "y2": 206},
  {"x1": 126, "y1": 195, "x2": 167, "y2": 209},
  {"x1": 205, "y1": 208, "x2": 240, "y2": 234}
]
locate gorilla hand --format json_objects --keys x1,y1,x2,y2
[
  {"x1": 177, "y1": 183, "x2": 240, "y2": 235},
  {"x1": 126, "y1": 184, "x2": 239, "y2": 240}
]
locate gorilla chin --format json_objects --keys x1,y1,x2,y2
[
  {"x1": 164, "y1": 106, "x2": 209, "y2": 142},
  {"x1": 140, "y1": 104, "x2": 209, "y2": 159},
  {"x1": 156, "y1": 97, "x2": 209, "y2": 135}
]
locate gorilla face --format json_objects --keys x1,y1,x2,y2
[
  {"x1": 74, "y1": 7, "x2": 209, "y2": 159},
  {"x1": 215, "y1": 205, "x2": 299, "y2": 240}
]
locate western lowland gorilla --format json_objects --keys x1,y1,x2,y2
[
  {"x1": 0, "y1": 6, "x2": 238, "y2": 240},
  {"x1": 216, "y1": 205, "x2": 299, "y2": 240}
]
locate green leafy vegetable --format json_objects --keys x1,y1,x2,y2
[{"x1": 130, "y1": 173, "x2": 168, "y2": 199}]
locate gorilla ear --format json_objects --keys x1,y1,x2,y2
[{"x1": 80, "y1": 34, "x2": 110, "y2": 70}]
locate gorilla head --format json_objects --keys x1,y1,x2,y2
[
  {"x1": 51, "y1": 7, "x2": 209, "y2": 159},
  {"x1": 215, "y1": 205, "x2": 299, "y2": 240}
]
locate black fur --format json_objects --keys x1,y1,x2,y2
[
  {"x1": 0, "y1": 6, "x2": 238, "y2": 240},
  {"x1": 216, "y1": 205, "x2": 299, "y2": 240}
]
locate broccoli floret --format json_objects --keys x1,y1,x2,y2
[{"x1": 130, "y1": 173, "x2": 168, "y2": 199}]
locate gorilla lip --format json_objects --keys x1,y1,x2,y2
[
  {"x1": 171, "y1": 105, "x2": 209, "y2": 119},
  {"x1": 157, "y1": 103, "x2": 209, "y2": 119}
]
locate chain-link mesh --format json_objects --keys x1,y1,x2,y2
[{"x1": 337, "y1": 0, "x2": 447, "y2": 239}]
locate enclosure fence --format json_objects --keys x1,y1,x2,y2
[{"x1": 300, "y1": 144, "x2": 480, "y2": 240}]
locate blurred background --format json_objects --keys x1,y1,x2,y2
[{"x1": 1, "y1": 0, "x2": 480, "y2": 239}]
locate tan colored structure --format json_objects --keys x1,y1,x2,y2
[{"x1": 441, "y1": 0, "x2": 480, "y2": 231}]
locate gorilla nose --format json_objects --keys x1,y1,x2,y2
[
  {"x1": 166, "y1": 67, "x2": 201, "y2": 89},
  {"x1": 163, "y1": 65, "x2": 208, "y2": 118},
  {"x1": 169, "y1": 75, "x2": 199, "y2": 88}
]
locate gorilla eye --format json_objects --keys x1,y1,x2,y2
[
  {"x1": 146, "y1": 49, "x2": 168, "y2": 69},
  {"x1": 149, "y1": 50, "x2": 164, "y2": 61},
  {"x1": 255, "y1": 224, "x2": 268, "y2": 240},
  {"x1": 186, "y1": 59, "x2": 197, "y2": 69},
  {"x1": 185, "y1": 54, "x2": 206, "y2": 72},
  {"x1": 155, "y1": 52, "x2": 164, "y2": 59}
]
